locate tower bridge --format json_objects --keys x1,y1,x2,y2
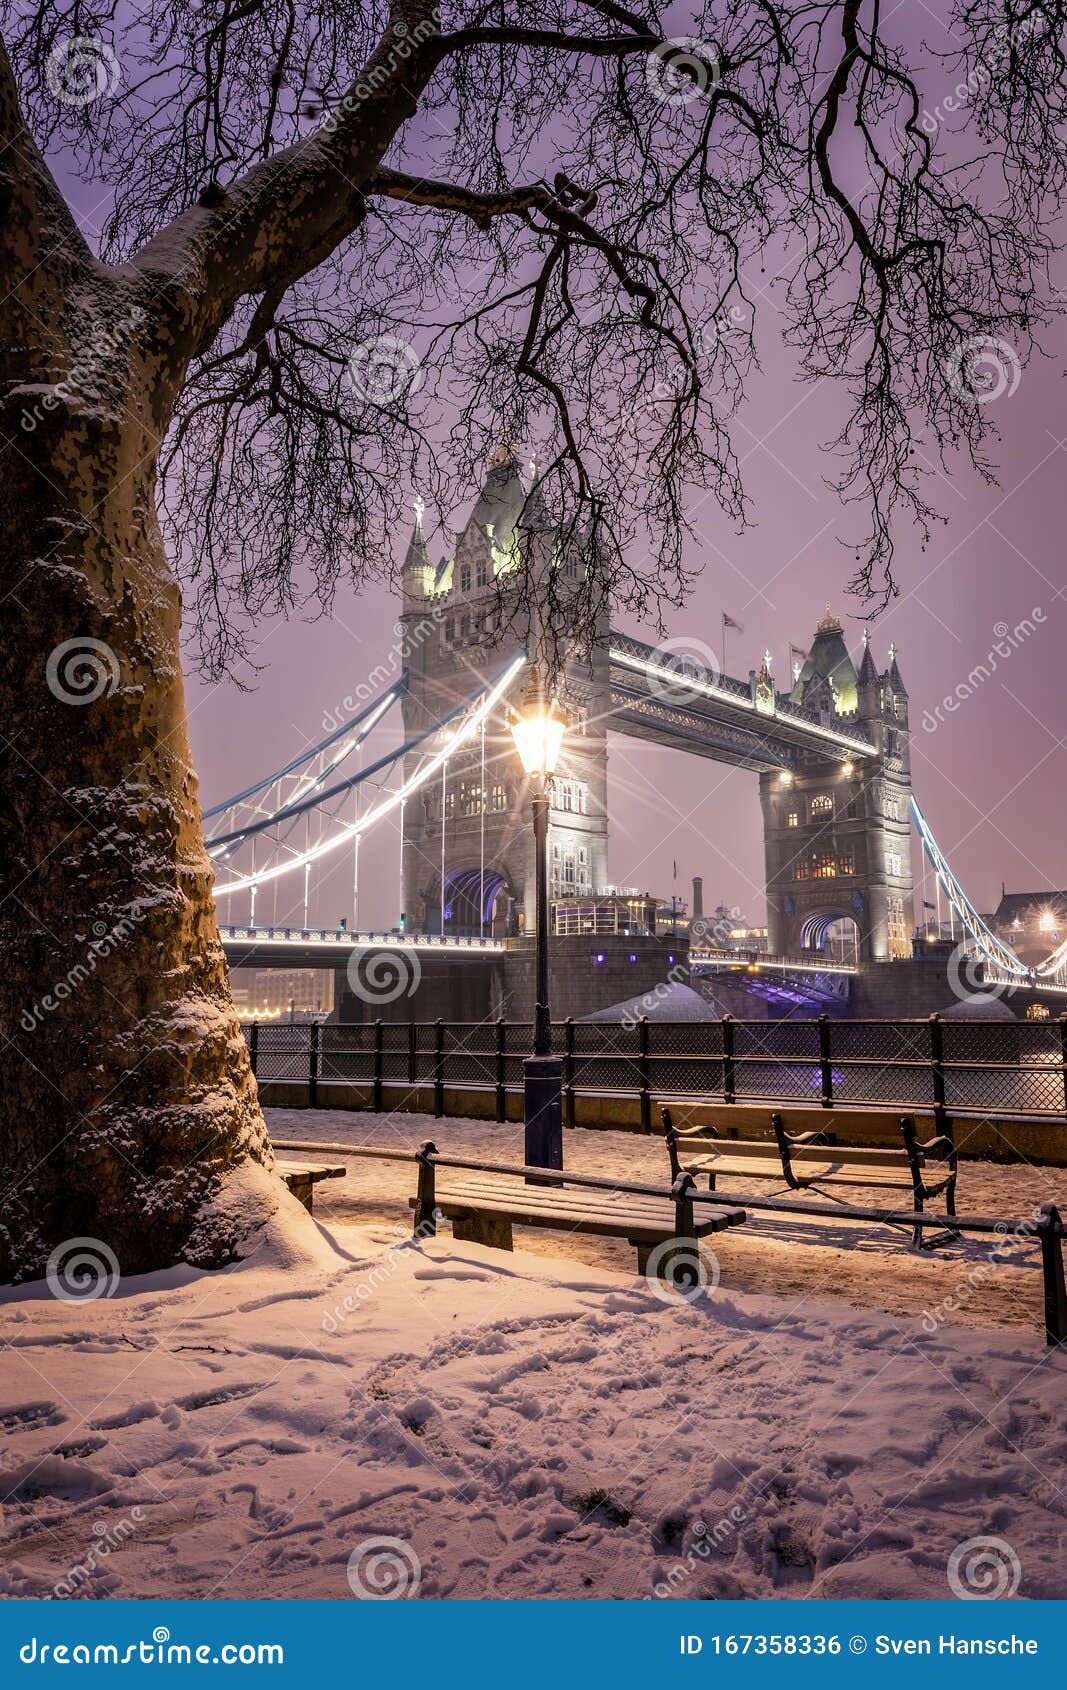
[{"x1": 205, "y1": 449, "x2": 1061, "y2": 1022}]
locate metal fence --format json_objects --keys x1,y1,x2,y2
[{"x1": 242, "y1": 1013, "x2": 1067, "y2": 1127}]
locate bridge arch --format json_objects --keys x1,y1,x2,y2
[
  {"x1": 442, "y1": 866, "x2": 513, "y2": 936},
  {"x1": 800, "y1": 912, "x2": 860, "y2": 964}
]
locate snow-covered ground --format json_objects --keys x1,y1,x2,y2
[{"x1": 1, "y1": 1110, "x2": 1065, "y2": 1602}]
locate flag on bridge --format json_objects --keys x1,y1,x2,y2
[{"x1": 723, "y1": 613, "x2": 743, "y2": 632}]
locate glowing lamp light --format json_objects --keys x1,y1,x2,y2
[
  {"x1": 1040, "y1": 910, "x2": 1057, "y2": 933},
  {"x1": 510, "y1": 666, "x2": 565, "y2": 778}
]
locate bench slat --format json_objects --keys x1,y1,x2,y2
[
  {"x1": 276, "y1": 1161, "x2": 346, "y2": 1181},
  {"x1": 420, "y1": 1178, "x2": 746, "y2": 1242}
]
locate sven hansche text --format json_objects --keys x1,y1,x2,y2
[{"x1": 876, "y1": 1637, "x2": 1038, "y2": 1655}]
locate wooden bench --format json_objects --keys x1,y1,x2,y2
[
  {"x1": 406, "y1": 1142, "x2": 746, "y2": 1276},
  {"x1": 276, "y1": 1159, "x2": 346, "y2": 1213},
  {"x1": 662, "y1": 1107, "x2": 958, "y2": 1250}
]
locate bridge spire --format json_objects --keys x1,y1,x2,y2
[
  {"x1": 856, "y1": 626, "x2": 879, "y2": 688},
  {"x1": 402, "y1": 493, "x2": 435, "y2": 600}
]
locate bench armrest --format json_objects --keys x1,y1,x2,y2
[
  {"x1": 784, "y1": 1128, "x2": 835, "y2": 1148},
  {"x1": 915, "y1": 1132, "x2": 956, "y2": 1162},
  {"x1": 661, "y1": 1107, "x2": 720, "y2": 1180}
]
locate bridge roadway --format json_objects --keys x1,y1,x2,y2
[
  {"x1": 219, "y1": 926, "x2": 857, "y2": 1003},
  {"x1": 607, "y1": 634, "x2": 874, "y2": 770},
  {"x1": 220, "y1": 925, "x2": 504, "y2": 970}
]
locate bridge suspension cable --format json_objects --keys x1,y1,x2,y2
[
  {"x1": 909, "y1": 796, "x2": 1030, "y2": 979},
  {"x1": 202, "y1": 676, "x2": 407, "y2": 827},
  {"x1": 211, "y1": 654, "x2": 526, "y2": 900}
]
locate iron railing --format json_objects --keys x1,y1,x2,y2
[{"x1": 243, "y1": 1013, "x2": 1067, "y2": 1128}]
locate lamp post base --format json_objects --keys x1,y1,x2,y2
[{"x1": 523, "y1": 1054, "x2": 563, "y2": 1180}]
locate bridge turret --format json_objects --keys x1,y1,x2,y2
[
  {"x1": 887, "y1": 642, "x2": 908, "y2": 715},
  {"x1": 402, "y1": 496, "x2": 435, "y2": 604},
  {"x1": 762, "y1": 609, "x2": 914, "y2": 964},
  {"x1": 789, "y1": 605, "x2": 858, "y2": 717}
]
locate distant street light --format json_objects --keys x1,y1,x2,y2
[{"x1": 510, "y1": 665, "x2": 565, "y2": 1173}]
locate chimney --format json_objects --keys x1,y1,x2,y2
[{"x1": 692, "y1": 876, "x2": 704, "y2": 918}]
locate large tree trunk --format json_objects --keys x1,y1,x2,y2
[{"x1": 0, "y1": 248, "x2": 275, "y2": 1281}]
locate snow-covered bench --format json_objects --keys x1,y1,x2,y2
[
  {"x1": 662, "y1": 1107, "x2": 958, "y2": 1250},
  {"x1": 276, "y1": 1159, "x2": 346, "y2": 1213},
  {"x1": 407, "y1": 1142, "x2": 747, "y2": 1276}
]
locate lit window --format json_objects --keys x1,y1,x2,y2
[
  {"x1": 1027, "y1": 1003, "x2": 1051, "y2": 1021},
  {"x1": 786, "y1": 810, "x2": 799, "y2": 828},
  {"x1": 811, "y1": 794, "x2": 833, "y2": 816}
]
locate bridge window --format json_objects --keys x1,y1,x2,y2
[
  {"x1": 886, "y1": 849, "x2": 903, "y2": 877},
  {"x1": 553, "y1": 779, "x2": 587, "y2": 815},
  {"x1": 459, "y1": 562, "x2": 472, "y2": 592},
  {"x1": 804, "y1": 849, "x2": 854, "y2": 879},
  {"x1": 460, "y1": 613, "x2": 470, "y2": 640},
  {"x1": 1027, "y1": 1003, "x2": 1051, "y2": 1021},
  {"x1": 491, "y1": 782, "x2": 507, "y2": 811},
  {"x1": 887, "y1": 894, "x2": 908, "y2": 958},
  {"x1": 475, "y1": 557, "x2": 489, "y2": 588},
  {"x1": 459, "y1": 781, "x2": 484, "y2": 817},
  {"x1": 786, "y1": 810, "x2": 799, "y2": 828},
  {"x1": 810, "y1": 793, "x2": 833, "y2": 817},
  {"x1": 444, "y1": 617, "x2": 455, "y2": 643}
]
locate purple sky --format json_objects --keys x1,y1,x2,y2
[
  {"x1": 188, "y1": 308, "x2": 1067, "y2": 934},
  {"x1": 38, "y1": 11, "x2": 1067, "y2": 934}
]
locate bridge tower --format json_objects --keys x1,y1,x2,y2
[
  {"x1": 398, "y1": 447, "x2": 610, "y2": 935},
  {"x1": 759, "y1": 610, "x2": 914, "y2": 962}
]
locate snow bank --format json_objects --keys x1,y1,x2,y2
[{"x1": 1, "y1": 1211, "x2": 1063, "y2": 1601}]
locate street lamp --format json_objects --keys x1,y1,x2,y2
[{"x1": 510, "y1": 665, "x2": 566, "y2": 1173}]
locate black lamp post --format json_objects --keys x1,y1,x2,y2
[{"x1": 511, "y1": 665, "x2": 565, "y2": 1173}]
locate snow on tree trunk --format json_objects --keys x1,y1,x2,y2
[{"x1": 0, "y1": 263, "x2": 274, "y2": 1282}]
